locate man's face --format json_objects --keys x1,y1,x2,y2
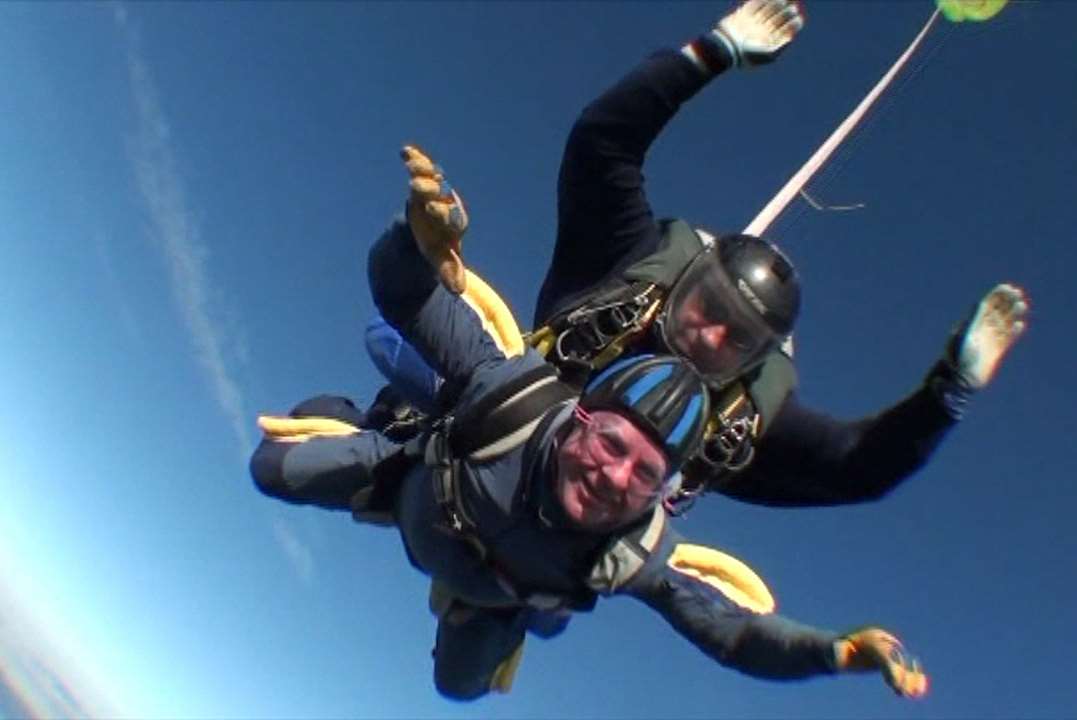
[
  {"x1": 555, "y1": 410, "x2": 668, "y2": 531},
  {"x1": 671, "y1": 286, "x2": 730, "y2": 364},
  {"x1": 667, "y1": 283, "x2": 766, "y2": 382}
]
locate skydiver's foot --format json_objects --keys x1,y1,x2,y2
[
  {"x1": 364, "y1": 384, "x2": 426, "y2": 442},
  {"x1": 401, "y1": 145, "x2": 468, "y2": 294},
  {"x1": 289, "y1": 394, "x2": 367, "y2": 426},
  {"x1": 952, "y1": 283, "x2": 1029, "y2": 388}
]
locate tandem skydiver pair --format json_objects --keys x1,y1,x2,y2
[
  {"x1": 251, "y1": 0, "x2": 1027, "y2": 703},
  {"x1": 251, "y1": 3, "x2": 930, "y2": 687}
]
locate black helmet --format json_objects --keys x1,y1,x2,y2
[
  {"x1": 581, "y1": 354, "x2": 710, "y2": 476},
  {"x1": 720, "y1": 234, "x2": 800, "y2": 335},
  {"x1": 659, "y1": 231, "x2": 800, "y2": 389}
]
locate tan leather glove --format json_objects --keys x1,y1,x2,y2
[
  {"x1": 833, "y1": 627, "x2": 929, "y2": 699},
  {"x1": 401, "y1": 144, "x2": 469, "y2": 294}
]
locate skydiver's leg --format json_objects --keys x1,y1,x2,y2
[
  {"x1": 365, "y1": 314, "x2": 442, "y2": 413},
  {"x1": 431, "y1": 602, "x2": 528, "y2": 701},
  {"x1": 524, "y1": 607, "x2": 571, "y2": 639},
  {"x1": 250, "y1": 395, "x2": 402, "y2": 513}
]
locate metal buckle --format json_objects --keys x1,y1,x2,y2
[
  {"x1": 555, "y1": 291, "x2": 653, "y2": 364},
  {"x1": 664, "y1": 415, "x2": 758, "y2": 517},
  {"x1": 663, "y1": 485, "x2": 704, "y2": 517},
  {"x1": 694, "y1": 414, "x2": 757, "y2": 474},
  {"x1": 426, "y1": 429, "x2": 466, "y2": 534}
]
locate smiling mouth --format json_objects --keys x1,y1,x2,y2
[{"x1": 577, "y1": 473, "x2": 618, "y2": 508}]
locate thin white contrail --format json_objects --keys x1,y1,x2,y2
[
  {"x1": 270, "y1": 516, "x2": 316, "y2": 586},
  {"x1": 112, "y1": 3, "x2": 253, "y2": 458},
  {"x1": 110, "y1": 2, "x2": 316, "y2": 586}
]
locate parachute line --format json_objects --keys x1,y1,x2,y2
[
  {"x1": 799, "y1": 189, "x2": 865, "y2": 212},
  {"x1": 744, "y1": 8, "x2": 942, "y2": 237}
]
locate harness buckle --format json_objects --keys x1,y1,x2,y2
[
  {"x1": 552, "y1": 287, "x2": 658, "y2": 366},
  {"x1": 426, "y1": 423, "x2": 472, "y2": 535},
  {"x1": 663, "y1": 413, "x2": 759, "y2": 516},
  {"x1": 700, "y1": 414, "x2": 757, "y2": 472}
]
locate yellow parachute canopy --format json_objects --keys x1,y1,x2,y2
[{"x1": 937, "y1": 0, "x2": 1009, "y2": 22}]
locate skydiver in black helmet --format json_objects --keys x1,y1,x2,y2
[
  {"x1": 365, "y1": 0, "x2": 1028, "y2": 512},
  {"x1": 523, "y1": 0, "x2": 1029, "y2": 510}
]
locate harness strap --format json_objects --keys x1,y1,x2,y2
[
  {"x1": 587, "y1": 506, "x2": 668, "y2": 593},
  {"x1": 349, "y1": 434, "x2": 428, "y2": 526},
  {"x1": 586, "y1": 293, "x2": 663, "y2": 371},
  {"x1": 552, "y1": 286, "x2": 659, "y2": 362},
  {"x1": 447, "y1": 365, "x2": 576, "y2": 460},
  {"x1": 424, "y1": 427, "x2": 473, "y2": 534},
  {"x1": 426, "y1": 365, "x2": 578, "y2": 546}
]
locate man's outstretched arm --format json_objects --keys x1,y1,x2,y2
[
  {"x1": 624, "y1": 527, "x2": 928, "y2": 697},
  {"x1": 538, "y1": 0, "x2": 805, "y2": 322},
  {"x1": 714, "y1": 283, "x2": 1030, "y2": 506}
]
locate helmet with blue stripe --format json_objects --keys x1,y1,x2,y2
[{"x1": 580, "y1": 354, "x2": 710, "y2": 476}]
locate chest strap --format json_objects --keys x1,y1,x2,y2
[
  {"x1": 426, "y1": 364, "x2": 577, "y2": 538},
  {"x1": 448, "y1": 365, "x2": 577, "y2": 461},
  {"x1": 587, "y1": 506, "x2": 668, "y2": 594},
  {"x1": 527, "y1": 283, "x2": 663, "y2": 387}
]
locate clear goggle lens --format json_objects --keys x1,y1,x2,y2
[{"x1": 660, "y1": 250, "x2": 779, "y2": 387}]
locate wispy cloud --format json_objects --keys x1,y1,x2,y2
[
  {"x1": 110, "y1": 2, "x2": 315, "y2": 584},
  {"x1": 111, "y1": 3, "x2": 252, "y2": 459},
  {"x1": 271, "y1": 515, "x2": 316, "y2": 586}
]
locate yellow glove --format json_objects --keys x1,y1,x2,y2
[
  {"x1": 833, "y1": 627, "x2": 929, "y2": 699},
  {"x1": 401, "y1": 144, "x2": 469, "y2": 294}
]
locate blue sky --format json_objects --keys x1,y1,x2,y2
[{"x1": 1, "y1": 1, "x2": 1075, "y2": 718}]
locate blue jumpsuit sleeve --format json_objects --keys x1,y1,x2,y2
[
  {"x1": 716, "y1": 384, "x2": 958, "y2": 506},
  {"x1": 622, "y1": 527, "x2": 839, "y2": 680},
  {"x1": 535, "y1": 48, "x2": 725, "y2": 324},
  {"x1": 369, "y1": 216, "x2": 541, "y2": 399}
]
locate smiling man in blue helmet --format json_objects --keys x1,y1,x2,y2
[{"x1": 249, "y1": 154, "x2": 929, "y2": 703}]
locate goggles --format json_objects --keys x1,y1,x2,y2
[{"x1": 659, "y1": 247, "x2": 781, "y2": 388}]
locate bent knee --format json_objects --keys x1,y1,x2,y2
[{"x1": 433, "y1": 669, "x2": 490, "y2": 702}]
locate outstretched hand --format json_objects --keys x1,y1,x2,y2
[
  {"x1": 949, "y1": 283, "x2": 1029, "y2": 389},
  {"x1": 715, "y1": 0, "x2": 805, "y2": 68},
  {"x1": 833, "y1": 627, "x2": 929, "y2": 699},
  {"x1": 401, "y1": 144, "x2": 469, "y2": 294}
]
